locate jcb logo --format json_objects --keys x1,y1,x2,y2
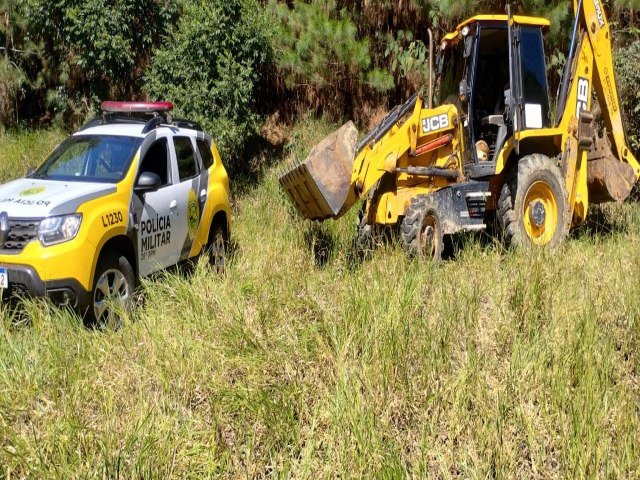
[
  {"x1": 576, "y1": 77, "x2": 590, "y2": 118},
  {"x1": 422, "y1": 114, "x2": 449, "y2": 134},
  {"x1": 593, "y1": 0, "x2": 605, "y2": 28}
]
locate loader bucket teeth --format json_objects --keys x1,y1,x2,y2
[
  {"x1": 278, "y1": 122, "x2": 358, "y2": 220},
  {"x1": 587, "y1": 135, "x2": 636, "y2": 203}
]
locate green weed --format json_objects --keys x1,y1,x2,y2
[{"x1": 1, "y1": 124, "x2": 639, "y2": 478}]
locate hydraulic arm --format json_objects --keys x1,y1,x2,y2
[
  {"x1": 559, "y1": 0, "x2": 638, "y2": 220},
  {"x1": 279, "y1": 92, "x2": 462, "y2": 221}
]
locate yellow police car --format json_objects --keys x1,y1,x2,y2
[{"x1": 0, "y1": 102, "x2": 231, "y2": 324}]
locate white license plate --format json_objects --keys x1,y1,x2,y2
[{"x1": 0, "y1": 268, "x2": 7, "y2": 289}]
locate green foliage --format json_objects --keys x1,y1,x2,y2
[
  {"x1": 1, "y1": 0, "x2": 640, "y2": 132},
  {"x1": 384, "y1": 30, "x2": 429, "y2": 86},
  {"x1": 614, "y1": 40, "x2": 640, "y2": 153},
  {"x1": 144, "y1": 0, "x2": 270, "y2": 168},
  {"x1": 269, "y1": 0, "x2": 393, "y2": 116},
  {"x1": 23, "y1": 0, "x2": 178, "y2": 124},
  {"x1": 0, "y1": 57, "x2": 25, "y2": 125},
  {"x1": 0, "y1": 0, "x2": 35, "y2": 124}
]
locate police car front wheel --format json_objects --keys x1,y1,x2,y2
[{"x1": 87, "y1": 253, "x2": 135, "y2": 328}]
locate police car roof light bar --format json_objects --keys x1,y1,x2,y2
[{"x1": 101, "y1": 101, "x2": 174, "y2": 113}]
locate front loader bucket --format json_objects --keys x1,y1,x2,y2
[
  {"x1": 587, "y1": 135, "x2": 636, "y2": 203},
  {"x1": 279, "y1": 121, "x2": 358, "y2": 221}
]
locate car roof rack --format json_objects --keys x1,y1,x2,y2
[
  {"x1": 78, "y1": 101, "x2": 203, "y2": 133},
  {"x1": 172, "y1": 118, "x2": 203, "y2": 131}
]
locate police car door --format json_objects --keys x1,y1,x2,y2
[
  {"x1": 135, "y1": 134, "x2": 180, "y2": 275},
  {"x1": 172, "y1": 136, "x2": 205, "y2": 260}
]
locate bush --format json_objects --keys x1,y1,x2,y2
[
  {"x1": 144, "y1": 0, "x2": 271, "y2": 170},
  {"x1": 25, "y1": 0, "x2": 178, "y2": 125},
  {"x1": 268, "y1": 0, "x2": 394, "y2": 120},
  {"x1": 614, "y1": 40, "x2": 640, "y2": 154}
]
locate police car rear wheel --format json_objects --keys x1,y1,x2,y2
[
  {"x1": 209, "y1": 225, "x2": 227, "y2": 274},
  {"x1": 88, "y1": 253, "x2": 135, "y2": 328}
]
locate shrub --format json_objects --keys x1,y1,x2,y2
[
  {"x1": 24, "y1": 0, "x2": 178, "y2": 125},
  {"x1": 268, "y1": 0, "x2": 394, "y2": 119},
  {"x1": 144, "y1": 0, "x2": 271, "y2": 169},
  {"x1": 614, "y1": 40, "x2": 640, "y2": 154}
]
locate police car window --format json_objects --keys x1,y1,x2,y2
[
  {"x1": 139, "y1": 138, "x2": 170, "y2": 186},
  {"x1": 174, "y1": 137, "x2": 198, "y2": 180},
  {"x1": 35, "y1": 135, "x2": 141, "y2": 183},
  {"x1": 196, "y1": 139, "x2": 214, "y2": 169}
]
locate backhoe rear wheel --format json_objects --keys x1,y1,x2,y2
[
  {"x1": 401, "y1": 194, "x2": 444, "y2": 262},
  {"x1": 498, "y1": 154, "x2": 569, "y2": 249}
]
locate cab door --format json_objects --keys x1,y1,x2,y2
[
  {"x1": 171, "y1": 136, "x2": 207, "y2": 260},
  {"x1": 135, "y1": 135, "x2": 180, "y2": 275},
  {"x1": 506, "y1": 8, "x2": 523, "y2": 149},
  {"x1": 507, "y1": 14, "x2": 552, "y2": 151}
]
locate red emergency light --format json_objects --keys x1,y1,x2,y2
[{"x1": 101, "y1": 101, "x2": 173, "y2": 113}]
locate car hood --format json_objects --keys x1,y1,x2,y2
[{"x1": 0, "y1": 178, "x2": 117, "y2": 218}]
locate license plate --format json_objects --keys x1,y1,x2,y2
[{"x1": 0, "y1": 268, "x2": 7, "y2": 289}]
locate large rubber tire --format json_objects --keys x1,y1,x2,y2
[
  {"x1": 400, "y1": 194, "x2": 444, "y2": 262},
  {"x1": 207, "y1": 223, "x2": 228, "y2": 274},
  {"x1": 498, "y1": 154, "x2": 569, "y2": 249},
  {"x1": 354, "y1": 203, "x2": 374, "y2": 254},
  {"x1": 86, "y1": 252, "x2": 135, "y2": 328}
]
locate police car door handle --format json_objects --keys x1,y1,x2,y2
[
  {"x1": 169, "y1": 200, "x2": 178, "y2": 210},
  {"x1": 200, "y1": 189, "x2": 207, "y2": 200}
]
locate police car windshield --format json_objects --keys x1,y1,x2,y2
[{"x1": 35, "y1": 135, "x2": 142, "y2": 183}]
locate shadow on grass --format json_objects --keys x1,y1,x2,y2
[
  {"x1": 342, "y1": 226, "x2": 499, "y2": 266},
  {"x1": 304, "y1": 223, "x2": 336, "y2": 267},
  {"x1": 229, "y1": 133, "x2": 286, "y2": 198},
  {"x1": 571, "y1": 204, "x2": 627, "y2": 239}
]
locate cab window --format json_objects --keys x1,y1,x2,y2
[
  {"x1": 174, "y1": 136, "x2": 199, "y2": 180},
  {"x1": 436, "y1": 42, "x2": 465, "y2": 105},
  {"x1": 196, "y1": 139, "x2": 214, "y2": 169},
  {"x1": 139, "y1": 137, "x2": 170, "y2": 186},
  {"x1": 519, "y1": 26, "x2": 551, "y2": 128}
]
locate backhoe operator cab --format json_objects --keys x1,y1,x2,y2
[{"x1": 437, "y1": 16, "x2": 552, "y2": 177}]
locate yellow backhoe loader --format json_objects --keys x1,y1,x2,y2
[{"x1": 279, "y1": 1, "x2": 639, "y2": 260}]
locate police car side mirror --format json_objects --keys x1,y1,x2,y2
[{"x1": 135, "y1": 172, "x2": 161, "y2": 192}]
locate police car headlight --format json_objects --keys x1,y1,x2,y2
[{"x1": 38, "y1": 214, "x2": 82, "y2": 246}]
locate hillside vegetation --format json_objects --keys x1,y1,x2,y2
[
  {"x1": 1, "y1": 125, "x2": 640, "y2": 478},
  {"x1": 3, "y1": 1, "x2": 640, "y2": 163}
]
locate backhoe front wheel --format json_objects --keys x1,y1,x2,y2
[
  {"x1": 401, "y1": 194, "x2": 444, "y2": 262},
  {"x1": 498, "y1": 154, "x2": 569, "y2": 249}
]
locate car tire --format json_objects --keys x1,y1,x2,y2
[
  {"x1": 86, "y1": 252, "x2": 135, "y2": 328},
  {"x1": 208, "y1": 223, "x2": 228, "y2": 274}
]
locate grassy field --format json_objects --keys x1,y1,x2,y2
[{"x1": 1, "y1": 125, "x2": 640, "y2": 478}]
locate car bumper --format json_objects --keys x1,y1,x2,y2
[{"x1": 3, "y1": 264, "x2": 91, "y2": 311}]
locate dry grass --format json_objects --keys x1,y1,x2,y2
[{"x1": 1, "y1": 125, "x2": 640, "y2": 478}]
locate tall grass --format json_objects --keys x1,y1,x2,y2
[
  {"x1": 1, "y1": 124, "x2": 640, "y2": 478},
  {"x1": 0, "y1": 129, "x2": 65, "y2": 182}
]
